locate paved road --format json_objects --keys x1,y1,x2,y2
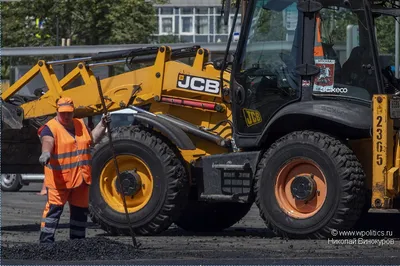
[{"x1": 2, "y1": 183, "x2": 400, "y2": 265}]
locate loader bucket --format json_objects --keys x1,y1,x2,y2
[
  {"x1": 1, "y1": 99, "x2": 24, "y2": 130},
  {"x1": 1, "y1": 99, "x2": 43, "y2": 174}
]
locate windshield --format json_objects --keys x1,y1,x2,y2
[
  {"x1": 232, "y1": 0, "x2": 301, "y2": 131},
  {"x1": 313, "y1": 3, "x2": 400, "y2": 102},
  {"x1": 233, "y1": 0, "x2": 399, "y2": 117},
  {"x1": 312, "y1": 6, "x2": 375, "y2": 101},
  {"x1": 375, "y1": 11, "x2": 400, "y2": 94}
]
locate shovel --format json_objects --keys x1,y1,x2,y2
[{"x1": 95, "y1": 76, "x2": 140, "y2": 249}]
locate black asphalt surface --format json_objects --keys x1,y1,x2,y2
[
  {"x1": 3, "y1": 257, "x2": 400, "y2": 265},
  {"x1": 2, "y1": 183, "x2": 400, "y2": 265}
]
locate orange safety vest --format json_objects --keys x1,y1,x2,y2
[
  {"x1": 314, "y1": 13, "x2": 324, "y2": 58},
  {"x1": 38, "y1": 118, "x2": 92, "y2": 189}
]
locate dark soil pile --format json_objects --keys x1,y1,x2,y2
[{"x1": 2, "y1": 237, "x2": 143, "y2": 261}]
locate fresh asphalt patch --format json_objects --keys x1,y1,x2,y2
[
  {"x1": 1, "y1": 237, "x2": 143, "y2": 261},
  {"x1": 1, "y1": 183, "x2": 400, "y2": 264}
]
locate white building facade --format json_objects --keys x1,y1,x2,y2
[{"x1": 153, "y1": 0, "x2": 242, "y2": 43}]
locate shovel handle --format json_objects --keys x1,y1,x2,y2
[{"x1": 94, "y1": 76, "x2": 140, "y2": 249}]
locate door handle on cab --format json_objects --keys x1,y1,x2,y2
[{"x1": 233, "y1": 82, "x2": 246, "y2": 105}]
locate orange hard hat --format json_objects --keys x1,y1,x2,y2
[{"x1": 56, "y1": 97, "x2": 75, "y2": 112}]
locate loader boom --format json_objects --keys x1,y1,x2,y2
[{"x1": 2, "y1": 46, "x2": 231, "y2": 121}]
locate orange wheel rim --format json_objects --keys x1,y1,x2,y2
[{"x1": 274, "y1": 158, "x2": 327, "y2": 219}]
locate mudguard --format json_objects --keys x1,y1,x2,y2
[
  {"x1": 133, "y1": 113, "x2": 196, "y2": 150},
  {"x1": 256, "y1": 100, "x2": 372, "y2": 146}
]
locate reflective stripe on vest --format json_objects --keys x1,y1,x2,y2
[
  {"x1": 50, "y1": 148, "x2": 91, "y2": 160},
  {"x1": 46, "y1": 159, "x2": 92, "y2": 171},
  {"x1": 44, "y1": 118, "x2": 92, "y2": 189}
]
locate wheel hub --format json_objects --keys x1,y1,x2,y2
[
  {"x1": 115, "y1": 170, "x2": 142, "y2": 197},
  {"x1": 290, "y1": 174, "x2": 316, "y2": 201},
  {"x1": 2, "y1": 174, "x2": 17, "y2": 187}
]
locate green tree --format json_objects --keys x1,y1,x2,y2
[
  {"x1": 1, "y1": 0, "x2": 163, "y2": 79},
  {"x1": 251, "y1": 8, "x2": 286, "y2": 42},
  {"x1": 376, "y1": 15, "x2": 396, "y2": 55},
  {"x1": 1, "y1": 0, "x2": 159, "y2": 47},
  {"x1": 47, "y1": 0, "x2": 115, "y2": 45},
  {"x1": 106, "y1": 0, "x2": 158, "y2": 44},
  {"x1": 320, "y1": 8, "x2": 359, "y2": 44},
  {"x1": 2, "y1": 0, "x2": 55, "y2": 47},
  {"x1": 319, "y1": 7, "x2": 397, "y2": 59}
]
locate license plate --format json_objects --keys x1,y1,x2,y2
[{"x1": 390, "y1": 98, "x2": 400, "y2": 119}]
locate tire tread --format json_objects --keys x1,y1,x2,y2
[
  {"x1": 254, "y1": 130, "x2": 366, "y2": 239},
  {"x1": 89, "y1": 125, "x2": 189, "y2": 236}
]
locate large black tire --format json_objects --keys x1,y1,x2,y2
[
  {"x1": 89, "y1": 125, "x2": 189, "y2": 236},
  {"x1": 174, "y1": 201, "x2": 253, "y2": 232},
  {"x1": 254, "y1": 131, "x2": 366, "y2": 239}
]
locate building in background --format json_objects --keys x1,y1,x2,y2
[{"x1": 153, "y1": 0, "x2": 242, "y2": 43}]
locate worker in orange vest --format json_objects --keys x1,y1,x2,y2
[{"x1": 37, "y1": 97, "x2": 111, "y2": 243}]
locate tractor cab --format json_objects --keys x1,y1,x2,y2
[{"x1": 228, "y1": 0, "x2": 400, "y2": 148}]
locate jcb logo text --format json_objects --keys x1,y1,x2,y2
[
  {"x1": 243, "y1": 108, "x2": 262, "y2": 127},
  {"x1": 177, "y1": 74, "x2": 220, "y2": 95}
]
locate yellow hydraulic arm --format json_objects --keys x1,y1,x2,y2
[{"x1": 1, "y1": 45, "x2": 231, "y2": 122}]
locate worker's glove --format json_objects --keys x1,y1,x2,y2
[
  {"x1": 39, "y1": 152, "x2": 51, "y2": 166},
  {"x1": 101, "y1": 113, "x2": 111, "y2": 126}
]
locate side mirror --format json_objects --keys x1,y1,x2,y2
[{"x1": 224, "y1": 0, "x2": 231, "y2": 25}]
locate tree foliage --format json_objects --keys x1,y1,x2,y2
[
  {"x1": 250, "y1": 7, "x2": 286, "y2": 42},
  {"x1": 320, "y1": 7, "x2": 397, "y2": 57},
  {"x1": 1, "y1": 0, "x2": 166, "y2": 79},
  {"x1": 106, "y1": 0, "x2": 158, "y2": 44},
  {"x1": 376, "y1": 15, "x2": 396, "y2": 55},
  {"x1": 1, "y1": 0, "x2": 161, "y2": 47}
]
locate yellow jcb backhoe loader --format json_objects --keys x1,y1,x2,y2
[{"x1": 2, "y1": 0, "x2": 400, "y2": 239}]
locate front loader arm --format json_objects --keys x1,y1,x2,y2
[{"x1": 1, "y1": 45, "x2": 232, "y2": 122}]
